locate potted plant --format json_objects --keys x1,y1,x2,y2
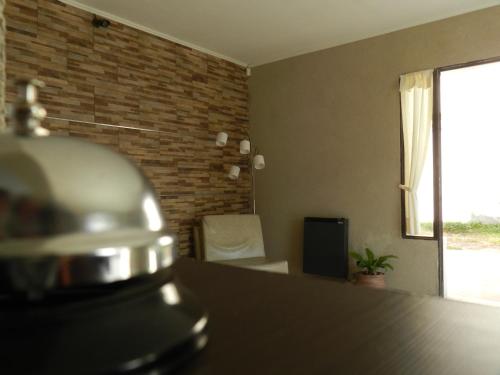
[{"x1": 349, "y1": 248, "x2": 397, "y2": 289}]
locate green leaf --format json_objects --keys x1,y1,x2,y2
[
  {"x1": 382, "y1": 255, "x2": 398, "y2": 260},
  {"x1": 350, "y1": 252, "x2": 362, "y2": 261},
  {"x1": 365, "y1": 248, "x2": 375, "y2": 262},
  {"x1": 351, "y1": 248, "x2": 396, "y2": 274}
]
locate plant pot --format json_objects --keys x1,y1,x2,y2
[{"x1": 355, "y1": 272, "x2": 386, "y2": 289}]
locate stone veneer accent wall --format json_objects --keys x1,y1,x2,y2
[
  {"x1": 0, "y1": 0, "x2": 5, "y2": 129},
  {"x1": 5, "y1": 0, "x2": 251, "y2": 255}
]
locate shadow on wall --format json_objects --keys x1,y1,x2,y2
[{"x1": 289, "y1": 217, "x2": 304, "y2": 273}]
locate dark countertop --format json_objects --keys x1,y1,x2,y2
[{"x1": 174, "y1": 258, "x2": 500, "y2": 375}]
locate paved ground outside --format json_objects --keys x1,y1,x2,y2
[{"x1": 444, "y1": 247, "x2": 500, "y2": 307}]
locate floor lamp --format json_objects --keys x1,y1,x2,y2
[{"x1": 215, "y1": 132, "x2": 265, "y2": 214}]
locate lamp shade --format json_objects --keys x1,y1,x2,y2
[
  {"x1": 253, "y1": 154, "x2": 265, "y2": 170},
  {"x1": 228, "y1": 165, "x2": 240, "y2": 180},
  {"x1": 216, "y1": 132, "x2": 228, "y2": 147},
  {"x1": 239, "y1": 139, "x2": 250, "y2": 154}
]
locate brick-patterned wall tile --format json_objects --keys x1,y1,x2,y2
[
  {"x1": 0, "y1": 0, "x2": 5, "y2": 129},
  {"x1": 5, "y1": 0, "x2": 250, "y2": 255}
]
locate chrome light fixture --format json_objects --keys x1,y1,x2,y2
[
  {"x1": 253, "y1": 154, "x2": 265, "y2": 170},
  {"x1": 215, "y1": 131, "x2": 228, "y2": 146},
  {"x1": 239, "y1": 139, "x2": 251, "y2": 154},
  {"x1": 228, "y1": 165, "x2": 240, "y2": 180},
  {"x1": 214, "y1": 132, "x2": 265, "y2": 213}
]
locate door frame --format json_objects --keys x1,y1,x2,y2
[{"x1": 435, "y1": 56, "x2": 500, "y2": 297}]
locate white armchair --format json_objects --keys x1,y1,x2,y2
[{"x1": 194, "y1": 214, "x2": 288, "y2": 274}]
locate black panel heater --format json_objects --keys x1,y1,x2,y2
[{"x1": 303, "y1": 217, "x2": 348, "y2": 279}]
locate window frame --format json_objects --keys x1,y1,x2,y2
[{"x1": 399, "y1": 70, "x2": 440, "y2": 241}]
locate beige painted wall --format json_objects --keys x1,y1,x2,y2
[{"x1": 249, "y1": 6, "x2": 500, "y2": 295}]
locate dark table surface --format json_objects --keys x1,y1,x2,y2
[{"x1": 174, "y1": 258, "x2": 500, "y2": 375}]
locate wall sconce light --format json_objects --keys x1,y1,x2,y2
[{"x1": 216, "y1": 132, "x2": 228, "y2": 147}]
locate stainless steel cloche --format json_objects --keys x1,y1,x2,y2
[
  {"x1": 0, "y1": 79, "x2": 175, "y2": 297},
  {"x1": 0, "y1": 80, "x2": 208, "y2": 374}
]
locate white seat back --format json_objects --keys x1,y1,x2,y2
[{"x1": 202, "y1": 214, "x2": 265, "y2": 261}]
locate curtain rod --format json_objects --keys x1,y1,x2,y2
[{"x1": 46, "y1": 116, "x2": 170, "y2": 134}]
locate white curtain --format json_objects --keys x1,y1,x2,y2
[{"x1": 399, "y1": 70, "x2": 433, "y2": 235}]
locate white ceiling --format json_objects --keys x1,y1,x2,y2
[{"x1": 62, "y1": 0, "x2": 500, "y2": 66}]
